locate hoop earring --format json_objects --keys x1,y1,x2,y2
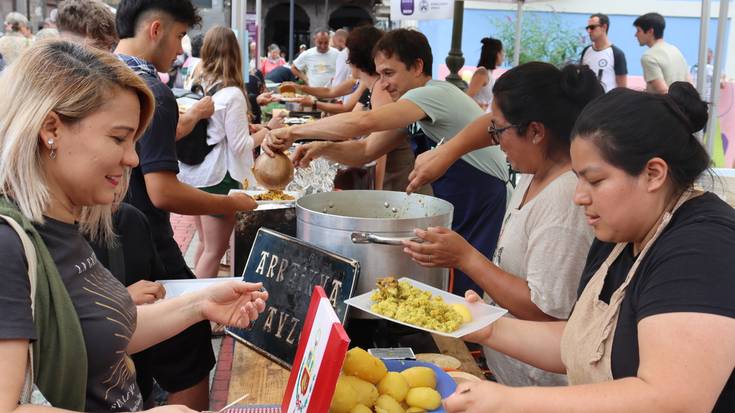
[{"x1": 47, "y1": 139, "x2": 57, "y2": 160}]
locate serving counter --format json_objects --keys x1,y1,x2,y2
[{"x1": 226, "y1": 334, "x2": 484, "y2": 405}]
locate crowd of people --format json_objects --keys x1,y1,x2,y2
[{"x1": 0, "y1": 1, "x2": 733, "y2": 413}]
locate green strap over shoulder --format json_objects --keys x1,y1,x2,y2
[{"x1": 0, "y1": 197, "x2": 87, "y2": 411}]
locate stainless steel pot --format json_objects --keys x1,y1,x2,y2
[{"x1": 296, "y1": 190, "x2": 454, "y2": 311}]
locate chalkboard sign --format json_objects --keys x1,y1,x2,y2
[{"x1": 227, "y1": 228, "x2": 360, "y2": 368}]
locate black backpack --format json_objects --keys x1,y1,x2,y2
[{"x1": 176, "y1": 83, "x2": 222, "y2": 165}]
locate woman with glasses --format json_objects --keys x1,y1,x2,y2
[
  {"x1": 444, "y1": 83, "x2": 735, "y2": 413},
  {"x1": 403, "y1": 62, "x2": 603, "y2": 386}
]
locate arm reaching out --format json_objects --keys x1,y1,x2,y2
[
  {"x1": 406, "y1": 112, "x2": 494, "y2": 193},
  {"x1": 262, "y1": 99, "x2": 426, "y2": 156}
]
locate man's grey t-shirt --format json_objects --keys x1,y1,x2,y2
[
  {"x1": 400, "y1": 80, "x2": 508, "y2": 182},
  {"x1": 0, "y1": 218, "x2": 141, "y2": 412},
  {"x1": 641, "y1": 41, "x2": 689, "y2": 92}
]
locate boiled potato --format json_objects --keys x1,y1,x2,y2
[
  {"x1": 342, "y1": 375, "x2": 378, "y2": 407},
  {"x1": 406, "y1": 408, "x2": 426, "y2": 413},
  {"x1": 342, "y1": 347, "x2": 387, "y2": 384},
  {"x1": 349, "y1": 404, "x2": 372, "y2": 413},
  {"x1": 377, "y1": 371, "x2": 409, "y2": 401},
  {"x1": 450, "y1": 303, "x2": 472, "y2": 323},
  {"x1": 405, "y1": 387, "x2": 441, "y2": 411},
  {"x1": 400, "y1": 366, "x2": 436, "y2": 389},
  {"x1": 375, "y1": 394, "x2": 405, "y2": 413},
  {"x1": 330, "y1": 376, "x2": 358, "y2": 413}
]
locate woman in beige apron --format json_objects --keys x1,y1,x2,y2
[{"x1": 443, "y1": 84, "x2": 735, "y2": 412}]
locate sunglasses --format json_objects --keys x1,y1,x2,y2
[
  {"x1": 487, "y1": 120, "x2": 518, "y2": 144},
  {"x1": 585, "y1": 24, "x2": 600, "y2": 31}
]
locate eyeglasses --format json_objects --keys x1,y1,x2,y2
[
  {"x1": 585, "y1": 24, "x2": 600, "y2": 31},
  {"x1": 487, "y1": 120, "x2": 518, "y2": 144}
]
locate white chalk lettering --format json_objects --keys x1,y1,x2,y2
[
  {"x1": 266, "y1": 254, "x2": 279, "y2": 278},
  {"x1": 276, "y1": 257, "x2": 289, "y2": 282},
  {"x1": 255, "y1": 251, "x2": 269, "y2": 275},
  {"x1": 328, "y1": 280, "x2": 342, "y2": 307},
  {"x1": 286, "y1": 317, "x2": 300, "y2": 345},
  {"x1": 261, "y1": 306, "x2": 278, "y2": 333},
  {"x1": 275, "y1": 311, "x2": 290, "y2": 339}
]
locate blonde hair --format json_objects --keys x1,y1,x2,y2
[
  {"x1": 0, "y1": 40, "x2": 154, "y2": 243},
  {"x1": 194, "y1": 26, "x2": 246, "y2": 93}
]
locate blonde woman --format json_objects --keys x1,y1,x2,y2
[
  {"x1": 179, "y1": 26, "x2": 281, "y2": 278},
  {"x1": 0, "y1": 41, "x2": 267, "y2": 412}
]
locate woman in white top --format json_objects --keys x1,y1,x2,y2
[
  {"x1": 403, "y1": 63, "x2": 603, "y2": 386},
  {"x1": 466, "y1": 37, "x2": 503, "y2": 112},
  {"x1": 179, "y1": 26, "x2": 280, "y2": 278}
]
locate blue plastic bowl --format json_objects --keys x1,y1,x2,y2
[{"x1": 382, "y1": 359, "x2": 457, "y2": 413}]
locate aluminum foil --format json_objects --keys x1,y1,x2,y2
[{"x1": 286, "y1": 157, "x2": 338, "y2": 194}]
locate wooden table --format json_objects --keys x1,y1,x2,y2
[{"x1": 226, "y1": 334, "x2": 484, "y2": 404}]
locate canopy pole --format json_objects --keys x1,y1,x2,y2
[
  {"x1": 325, "y1": 0, "x2": 329, "y2": 28},
  {"x1": 445, "y1": 0, "x2": 467, "y2": 90},
  {"x1": 705, "y1": 0, "x2": 729, "y2": 155},
  {"x1": 288, "y1": 0, "x2": 294, "y2": 61},
  {"x1": 231, "y1": 0, "x2": 248, "y2": 78},
  {"x1": 513, "y1": 0, "x2": 524, "y2": 67},
  {"x1": 696, "y1": 0, "x2": 711, "y2": 102},
  {"x1": 256, "y1": 0, "x2": 263, "y2": 62}
]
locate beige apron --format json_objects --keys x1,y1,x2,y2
[{"x1": 560, "y1": 190, "x2": 700, "y2": 384}]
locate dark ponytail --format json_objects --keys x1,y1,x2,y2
[
  {"x1": 477, "y1": 37, "x2": 502, "y2": 70},
  {"x1": 493, "y1": 62, "x2": 604, "y2": 158},
  {"x1": 571, "y1": 85, "x2": 710, "y2": 192}
]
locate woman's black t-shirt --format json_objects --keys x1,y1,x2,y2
[
  {"x1": 0, "y1": 217, "x2": 141, "y2": 411},
  {"x1": 578, "y1": 192, "x2": 735, "y2": 411}
]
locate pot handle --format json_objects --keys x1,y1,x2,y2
[{"x1": 350, "y1": 232, "x2": 422, "y2": 246}]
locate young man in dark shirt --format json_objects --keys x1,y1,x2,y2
[
  {"x1": 88, "y1": 203, "x2": 167, "y2": 406},
  {"x1": 114, "y1": 0, "x2": 257, "y2": 409}
]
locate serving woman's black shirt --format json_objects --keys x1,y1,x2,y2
[{"x1": 578, "y1": 192, "x2": 735, "y2": 412}]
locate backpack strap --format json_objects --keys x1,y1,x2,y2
[
  {"x1": 206, "y1": 82, "x2": 224, "y2": 97},
  {"x1": 0, "y1": 214, "x2": 38, "y2": 404}
]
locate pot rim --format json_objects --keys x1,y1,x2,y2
[{"x1": 295, "y1": 190, "x2": 453, "y2": 232}]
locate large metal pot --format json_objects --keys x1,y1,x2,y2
[{"x1": 296, "y1": 190, "x2": 454, "y2": 308}]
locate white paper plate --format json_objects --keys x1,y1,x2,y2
[
  {"x1": 344, "y1": 277, "x2": 507, "y2": 338},
  {"x1": 272, "y1": 93, "x2": 304, "y2": 102},
  {"x1": 283, "y1": 117, "x2": 311, "y2": 125},
  {"x1": 229, "y1": 189, "x2": 300, "y2": 208},
  {"x1": 159, "y1": 277, "x2": 241, "y2": 298}
]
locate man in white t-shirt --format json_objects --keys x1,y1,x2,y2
[
  {"x1": 331, "y1": 28, "x2": 348, "y2": 51},
  {"x1": 691, "y1": 48, "x2": 726, "y2": 103},
  {"x1": 330, "y1": 29, "x2": 352, "y2": 100},
  {"x1": 634, "y1": 12, "x2": 690, "y2": 94},
  {"x1": 580, "y1": 13, "x2": 627, "y2": 93},
  {"x1": 291, "y1": 30, "x2": 339, "y2": 87}
]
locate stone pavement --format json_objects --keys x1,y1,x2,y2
[{"x1": 170, "y1": 213, "x2": 196, "y2": 254}]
